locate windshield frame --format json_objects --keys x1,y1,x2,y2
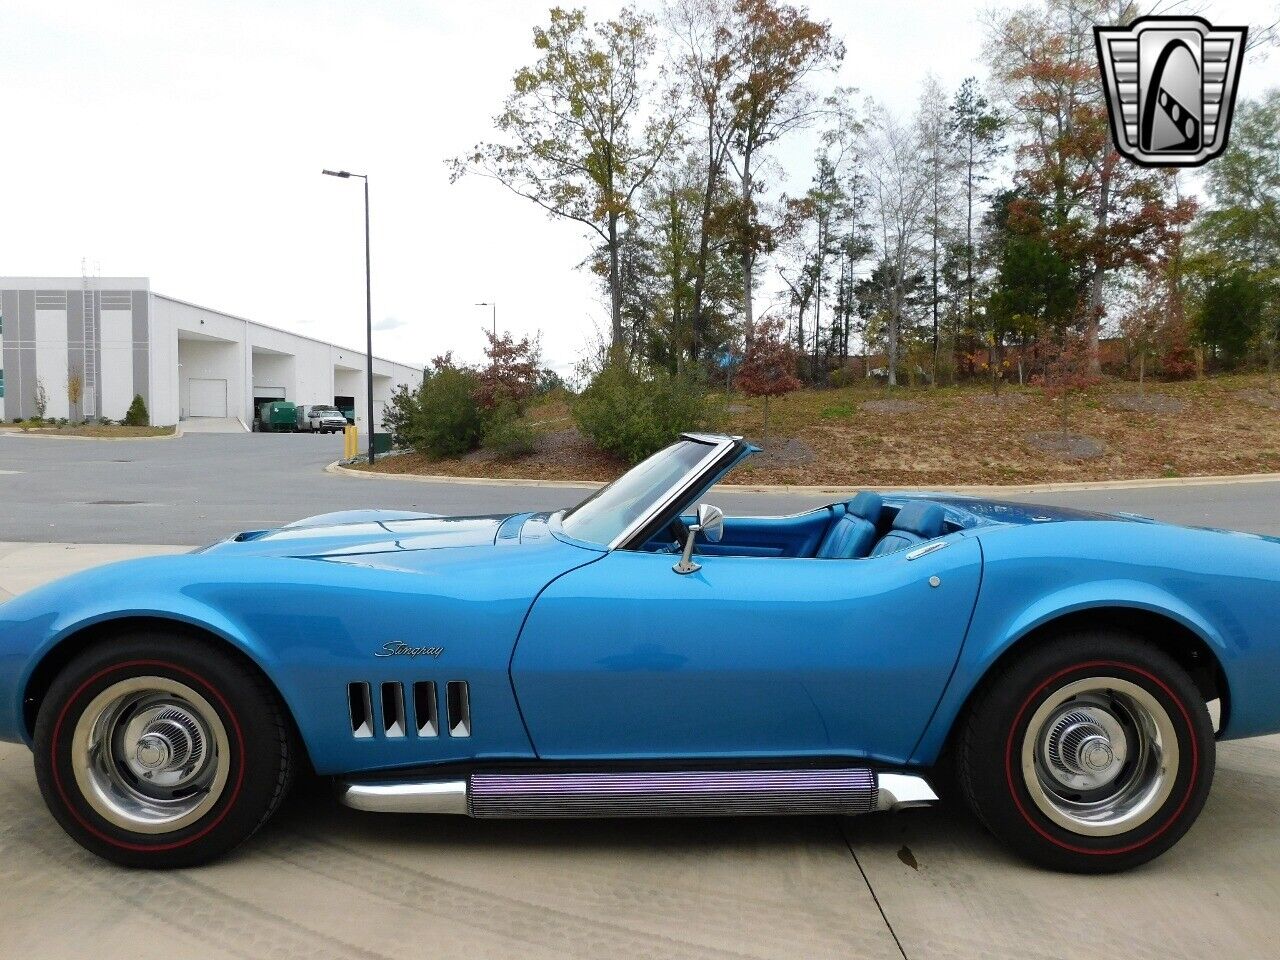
[{"x1": 560, "y1": 434, "x2": 743, "y2": 551}]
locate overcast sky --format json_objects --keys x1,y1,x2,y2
[{"x1": 4, "y1": 1, "x2": 1277, "y2": 375}]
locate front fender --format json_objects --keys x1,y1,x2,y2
[
  {"x1": 0, "y1": 558, "x2": 285, "y2": 748},
  {"x1": 0, "y1": 542, "x2": 594, "y2": 773}
]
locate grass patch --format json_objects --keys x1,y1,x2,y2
[{"x1": 0, "y1": 423, "x2": 175, "y2": 438}]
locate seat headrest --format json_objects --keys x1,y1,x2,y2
[
  {"x1": 845, "y1": 491, "x2": 883, "y2": 520},
  {"x1": 891, "y1": 502, "x2": 945, "y2": 539}
]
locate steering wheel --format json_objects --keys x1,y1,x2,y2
[{"x1": 666, "y1": 516, "x2": 691, "y2": 550}]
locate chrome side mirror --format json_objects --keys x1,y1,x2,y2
[
  {"x1": 674, "y1": 503, "x2": 724, "y2": 575},
  {"x1": 695, "y1": 503, "x2": 724, "y2": 542}
]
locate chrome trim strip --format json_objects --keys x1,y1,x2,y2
[
  {"x1": 338, "y1": 779, "x2": 468, "y2": 815},
  {"x1": 875, "y1": 773, "x2": 939, "y2": 811},
  {"x1": 905, "y1": 540, "x2": 948, "y2": 561}
]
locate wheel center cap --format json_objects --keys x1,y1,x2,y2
[
  {"x1": 1044, "y1": 707, "x2": 1127, "y2": 789},
  {"x1": 1079, "y1": 736, "x2": 1116, "y2": 773},
  {"x1": 134, "y1": 734, "x2": 171, "y2": 770}
]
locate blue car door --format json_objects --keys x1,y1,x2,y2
[{"x1": 511, "y1": 533, "x2": 983, "y2": 764}]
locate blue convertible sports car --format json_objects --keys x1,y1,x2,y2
[{"x1": 2, "y1": 433, "x2": 1279, "y2": 872}]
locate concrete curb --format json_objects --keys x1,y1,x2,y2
[
  {"x1": 325, "y1": 461, "x2": 600, "y2": 488},
  {"x1": 0, "y1": 425, "x2": 183, "y2": 442},
  {"x1": 325, "y1": 460, "x2": 1280, "y2": 495}
]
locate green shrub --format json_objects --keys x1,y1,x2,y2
[
  {"x1": 482, "y1": 403, "x2": 536, "y2": 459},
  {"x1": 411, "y1": 366, "x2": 481, "y2": 458},
  {"x1": 381, "y1": 383, "x2": 417, "y2": 449},
  {"x1": 572, "y1": 363, "x2": 712, "y2": 464},
  {"x1": 124, "y1": 394, "x2": 149, "y2": 426}
]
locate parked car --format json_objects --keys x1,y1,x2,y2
[
  {"x1": 296, "y1": 404, "x2": 348, "y2": 434},
  {"x1": 2, "y1": 433, "x2": 1278, "y2": 871},
  {"x1": 252, "y1": 400, "x2": 297, "y2": 432}
]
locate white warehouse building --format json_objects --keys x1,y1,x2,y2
[{"x1": 0, "y1": 277, "x2": 423, "y2": 430}]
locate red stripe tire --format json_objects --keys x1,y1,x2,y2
[
  {"x1": 956, "y1": 631, "x2": 1215, "y2": 873},
  {"x1": 33, "y1": 631, "x2": 295, "y2": 868}
]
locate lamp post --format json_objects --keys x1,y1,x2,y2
[
  {"x1": 322, "y1": 168, "x2": 376, "y2": 465},
  {"x1": 475, "y1": 301, "x2": 496, "y2": 337}
]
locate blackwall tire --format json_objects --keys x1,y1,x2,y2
[
  {"x1": 33, "y1": 633, "x2": 295, "y2": 868},
  {"x1": 957, "y1": 631, "x2": 1214, "y2": 873}
]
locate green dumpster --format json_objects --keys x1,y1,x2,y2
[{"x1": 253, "y1": 401, "x2": 297, "y2": 433}]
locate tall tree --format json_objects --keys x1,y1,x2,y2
[
  {"x1": 1199, "y1": 92, "x2": 1280, "y2": 273},
  {"x1": 726, "y1": 0, "x2": 843, "y2": 343},
  {"x1": 775, "y1": 104, "x2": 864, "y2": 373},
  {"x1": 865, "y1": 102, "x2": 930, "y2": 386},
  {"x1": 666, "y1": 0, "x2": 739, "y2": 362},
  {"x1": 949, "y1": 77, "x2": 1004, "y2": 368},
  {"x1": 915, "y1": 75, "x2": 961, "y2": 383},
  {"x1": 986, "y1": 0, "x2": 1190, "y2": 373},
  {"x1": 451, "y1": 7, "x2": 678, "y2": 354}
]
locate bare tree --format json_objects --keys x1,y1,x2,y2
[
  {"x1": 915, "y1": 74, "x2": 961, "y2": 384},
  {"x1": 864, "y1": 102, "x2": 930, "y2": 387}
]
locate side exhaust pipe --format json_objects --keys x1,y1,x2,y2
[{"x1": 338, "y1": 767, "x2": 937, "y2": 818}]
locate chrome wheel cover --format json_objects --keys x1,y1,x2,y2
[
  {"x1": 71, "y1": 676, "x2": 231, "y2": 834},
  {"x1": 1020, "y1": 676, "x2": 1179, "y2": 837}
]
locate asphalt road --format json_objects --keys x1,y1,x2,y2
[{"x1": 1, "y1": 430, "x2": 1279, "y2": 544}]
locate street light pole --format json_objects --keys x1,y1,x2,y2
[
  {"x1": 322, "y1": 168, "x2": 376, "y2": 465},
  {"x1": 475, "y1": 301, "x2": 496, "y2": 337}
]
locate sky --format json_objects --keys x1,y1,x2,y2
[{"x1": 3, "y1": 0, "x2": 1278, "y2": 376}]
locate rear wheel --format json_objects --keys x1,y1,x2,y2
[
  {"x1": 957, "y1": 631, "x2": 1214, "y2": 872},
  {"x1": 34, "y1": 633, "x2": 295, "y2": 868}
]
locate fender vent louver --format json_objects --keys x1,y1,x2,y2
[
  {"x1": 381, "y1": 682, "x2": 406, "y2": 738},
  {"x1": 413, "y1": 681, "x2": 439, "y2": 738},
  {"x1": 446, "y1": 681, "x2": 471, "y2": 738},
  {"x1": 347, "y1": 682, "x2": 373, "y2": 739}
]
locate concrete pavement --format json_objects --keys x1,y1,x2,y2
[{"x1": 2, "y1": 542, "x2": 1280, "y2": 959}]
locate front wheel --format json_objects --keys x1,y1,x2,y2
[
  {"x1": 957, "y1": 632, "x2": 1215, "y2": 873},
  {"x1": 33, "y1": 632, "x2": 295, "y2": 867}
]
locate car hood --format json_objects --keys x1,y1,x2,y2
[{"x1": 199, "y1": 509, "x2": 532, "y2": 559}]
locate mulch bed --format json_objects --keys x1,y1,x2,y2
[
  {"x1": 861, "y1": 399, "x2": 924, "y2": 414},
  {"x1": 1025, "y1": 432, "x2": 1105, "y2": 460},
  {"x1": 747, "y1": 437, "x2": 816, "y2": 468},
  {"x1": 969, "y1": 393, "x2": 1030, "y2": 407},
  {"x1": 1236, "y1": 389, "x2": 1280, "y2": 412}
]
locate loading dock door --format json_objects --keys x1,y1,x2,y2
[{"x1": 189, "y1": 378, "x2": 228, "y2": 418}]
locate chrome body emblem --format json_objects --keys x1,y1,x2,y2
[
  {"x1": 1095, "y1": 15, "x2": 1246, "y2": 167},
  {"x1": 374, "y1": 641, "x2": 444, "y2": 659}
]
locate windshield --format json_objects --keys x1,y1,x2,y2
[
  {"x1": 561, "y1": 439, "x2": 718, "y2": 547},
  {"x1": 312, "y1": 407, "x2": 341, "y2": 415}
]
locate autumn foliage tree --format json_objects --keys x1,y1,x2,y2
[
  {"x1": 987, "y1": 0, "x2": 1194, "y2": 372},
  {"x1": 451, "y1": 7, "x2": 678, "y2": 354},
  {"x1": 1031, "y1": 333, "x2": 1101, "y2": 442},
  {"x1": 475, "y1": 329, "x2": 542, "y2": 412},
  {"x1": 735, "y1": 314, "x2": 800, "y2": 444}
]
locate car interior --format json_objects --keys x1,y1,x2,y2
[{"x1": 648, "y1": 493, "x2": 957, "y2": 560}]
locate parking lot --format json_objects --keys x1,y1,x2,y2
[{"x1": 2, "y1": 431, "x2": 1279, "y2": 959}]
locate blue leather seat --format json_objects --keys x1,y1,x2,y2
[
  {"x1": 869, "y1": 502, "x2": 946, "y2": 557},
  {"x1": 815, "y1": 492, "x2": 883, "y2": 559}
]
